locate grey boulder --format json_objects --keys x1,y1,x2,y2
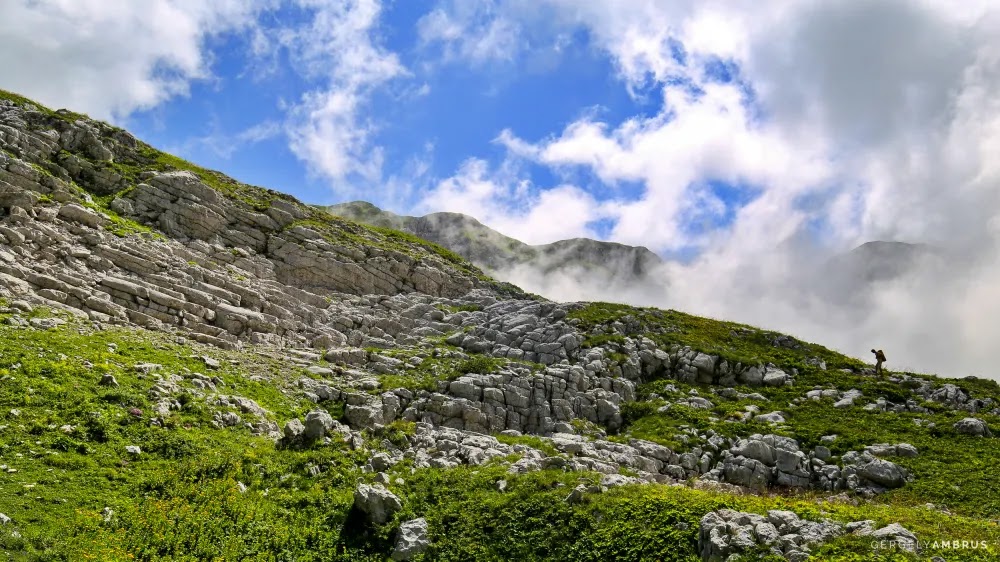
[
  {"x1": 871, "y1": 523, "x2": 919, "y2": 552},
  {"x1": 953, "y1": 417, "x2": 992, "y2": 437},
  {"x1": 858, "y1": 459, "x2": 908, "y2": 489},
  {"x1": 303, "y1": 409, "x2": 335, "y2": 441},
  {"x1": 392, "y1": 518, "x2": 430, "y2": 560},
  {"x1": 354, "y1": 484, "x2": 402, "y2": 525}
]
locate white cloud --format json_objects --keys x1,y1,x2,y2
[
  {"x1": 182, "y1": 120, "x2": 282, "y2": 159},
  {"x1": 506, "y1": 79, "x2": 832, "y2": 253},
  {"x1": 416, "y1": 1, "x2": 525, "y2": 66},
  {"x1": 0, "y1": 0, "x2": 408, "y2": 192},
  {"x1": 0, "y1": 0, "x2": 266, "y2": 120},
  {"x1": 281, "y1": 0, "x2": 406, "y2": 186},
  {"x1": 417, "y1": 158, "x2": 606, "y2": 246}
]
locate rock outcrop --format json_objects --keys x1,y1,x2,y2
[
  {"x1": 698, "y1": 509, "x2": 918, "y2": 561},
  {"x1": 954, "y1": 417, "x2": 992, "y2": 437},
  {"x1": 0, "y1": 98, "x2": 509, "y2": 352},
  {"x1": 392, "y1": 518, "x2": 430, "y2": 561},
  {"x1": 354, "y1": 484, "x2": 402, "y2": 525}
]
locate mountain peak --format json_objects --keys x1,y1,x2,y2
[{"x1": 327, "y1": 200, "x2": 665, "y2": 292}]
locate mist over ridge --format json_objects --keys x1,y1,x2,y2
[{"x1": 332, "y1": 200, "x2": 991, "y2": 380}]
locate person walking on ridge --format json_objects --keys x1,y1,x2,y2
[{"x1": 871, "y1": 349, "x2": 886, "y2": 376}]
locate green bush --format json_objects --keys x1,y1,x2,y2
[
  {"x1": 456, "y1": 355, "x2": 504, "y2": 375},
  {"x1": 621, "y1": 401, "x2": 659, "y2": 426}
]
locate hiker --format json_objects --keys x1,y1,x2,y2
[{"x1": 871, "y1": 349, "x2": 886, "y2": 376}]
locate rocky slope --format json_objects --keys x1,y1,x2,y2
[
  {"x1": 0, "y1": 93, "x2": 535, "y2": 347},
  {"x1": 0, "y1": 90, "x2": 998, "y2": 561}
]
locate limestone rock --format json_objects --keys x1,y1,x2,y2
[
  {"x1": 354, "y1": 484, "x2": 402, "y2": 525},
  {"x1": 762, "y1": 367, "x2": 790, "y2": 386},
  {"x1": 857, "y1": 459, "x2": 908, "y2": 489},
  {"x1": 283, "y1": 419, "x2": 305, "y2": 440},
  {"x1": 57, "y1": 203, "x2": 107, "y2": 228},
  {"x1": 756, "y1": 411, "x2": 785, "y2": 424},
  {"x1": 346, "y1": 404, "x2": 385, "y2": 429},
  {"x1": 864, "y1": 443, "x2": 918, "y2": 457},
  {"x1": 954, "y1": 417, "x2": 992, "y2": 437},
  {"x1": 392, "y1": 518, "x2": 430, "y2": 561},
  {"x1": 303, "y1": 409, "x2": 335, "y2": 441},
  {"x1": 845, "y1": 520, "x2": 877, "y2": 536},
  {"x1": 698, "y1": 508, "x2": 904, "y2": 562},
  {"x1": 871, "y1": 523, "x2": 919, "y2": 552}
]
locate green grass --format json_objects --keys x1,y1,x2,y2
[
  {"x1": 456, "y1": 356, "x2": 507, "y2": 376},
  {"x1": 616, "y1": 374, "x2": 1000, "y2": 521},
  {"x1": 394, "y1": 463, "x2": 999, "y2": 561},
  {"x1": 374, "y1": 348, "x2": 511, "y2": 393},
  {"x1": 436, "y1": 303, "x2": 483, "y2": 314},
  {"x1": 568, "y1": 302, "x2": 868, "y2": 373},
  {"x1": 0, "y1": 89, "x2": 88, "y2": 123},
  {"x1": 494, "y1": 434, "x2": 561, "y2": 457},
  {"x1": 0, "y1": 307, "x2": 998, "y2": 561}
]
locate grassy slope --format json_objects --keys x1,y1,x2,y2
[
  {"x1": 569, "y1": 303, "x2": 1000, "y2": 521},
  {"x1": 0, "y1": 307, "x2": 995, "y2": 561}
]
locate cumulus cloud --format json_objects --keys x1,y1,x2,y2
[
  {"x1": 417, "y1": 158, "x2": 607, "y2": 245},
  {"x1": 280, "y1": 0, "x2": 406, "y2": 186},
  {"x1": 0, "y1": 0, "x2": 266, "y2": 120},
  {"x1": 0, "y1": 0, "x2": 408, "y2": 191},
  {"x1": 527, "y1": 81, "x2": 833, "y2": 252}
]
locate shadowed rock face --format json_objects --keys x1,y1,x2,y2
[{"x1": 328, "y1": 201, "x2": 664, "y2": 284}]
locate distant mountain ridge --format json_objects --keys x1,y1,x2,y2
[
  {"x1": 830, "y1": 241, "x2": 942, "y2": 283},
  {"x1": 812, "y1": 240, "x2": 946, "y2": 308},
  {"x1": 328, "y1": 203, "x2": 948, "y2": 308},
  {"x1": 327, "y1": 201, "x2": 664, "y2": 296}
]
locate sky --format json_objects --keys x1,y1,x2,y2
[{"x1": 3, "y1": 0, "x2": 1000, "y2": 378}]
